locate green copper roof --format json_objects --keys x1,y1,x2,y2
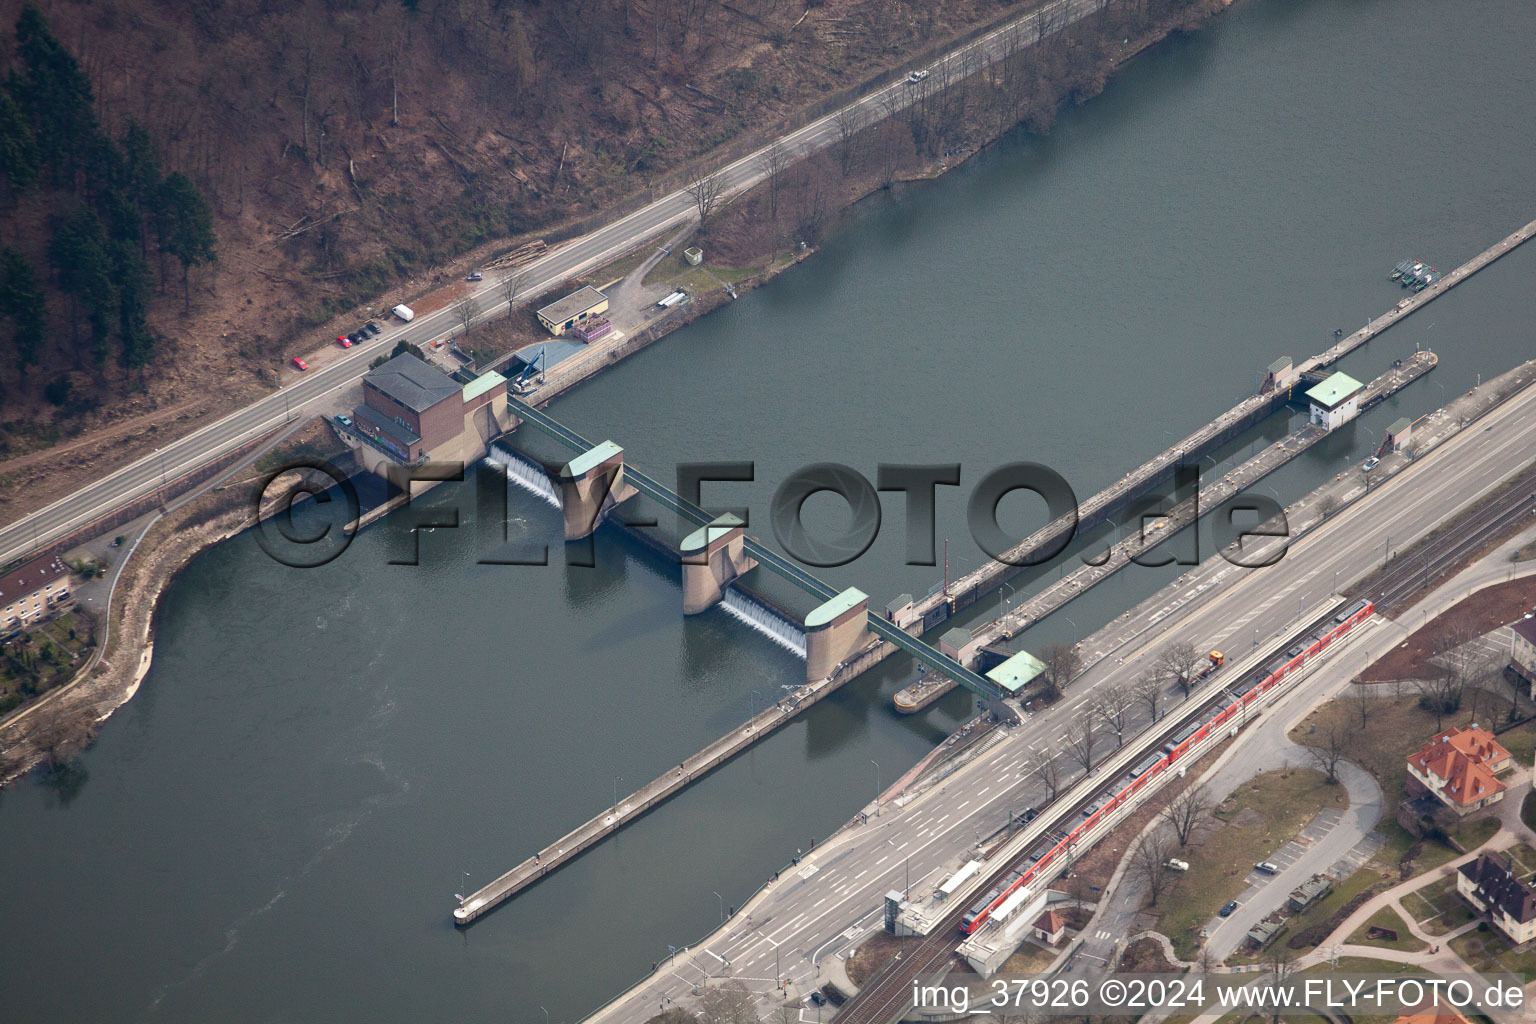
[
  {"x1": 986, "y1": 650, "x2": 1046, "y2": 693},
  {"x1": 461, "y1": 370, "x2": 506, "y2": 403},
  {"x1": 680, "y1": 513, "x2": 746, "y2": 553},
  {"x1": 804, "y1": 587, "x2": 868, "y2": 629},
  {"x1": 1305, "y1": 371, "x2": 1364, "y2": 408},
  {"x1": 562, "y1": 441, "x2": 623, "y2": 479}
]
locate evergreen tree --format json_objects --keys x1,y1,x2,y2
[
  {"x1": 112, "y1": 239, "x2": 154, "y2": 372},
  {"x1": 13, "y1": 3, "x2": 97, "y2": 186},
  {"x1": 0, "y1": 247, "x2": 47, "y2": 374},
  {"x1": 0, "y1": 82, "x2": 39, "y2": 193},
  {"x1": 47, "y1": 206, "x2": 116, "y2": 366},
  {"x1": 154, "y1": 171, "x2": 216, "y2": 312}
]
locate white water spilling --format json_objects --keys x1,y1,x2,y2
[
  {"x1": 721, "y1": 588, "x2": 807, "y2": 658},
  {"x1": 487, "y1": 446, "x2": 562, "y2": 508}
]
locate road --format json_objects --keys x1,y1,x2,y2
[
  {"x1": 0, "y1": 0, "x2": 1110, "y2": 567},
  {"x1": 579, "y1": 380, "x2": 1536, "y2": 1024}
]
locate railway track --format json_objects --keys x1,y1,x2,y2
[{"x1": 1368, "y1": 466, "x2": 1536, "y2": 613}]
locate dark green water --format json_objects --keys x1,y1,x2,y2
[{"x1": 3, "y1": 0, "x2": 1535, "y2": 1020}]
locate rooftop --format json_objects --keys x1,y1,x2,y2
[
  {"x1": 680, "y1": 513, "x2": 746, "y2": 553},
  {"x1": 1407, "y1": 725, "x2": 1509, "y2": 807},
  {"x1": 1459, "y1": 851, "x2": 1536, "y2": 924},
  {"x1": 461, "y1": 370, "x2": 507, "y2": 404},
  {"x1": 364, "y1": 353, "x2": 461, "y2": 413},
  {"x1": 562, "y1": 440, "x2": 624, "y2": 479},
  {"x1": 1512, "y1": 616, "x2": 1536, "y2": 649},
  {"x1": 1387, "y1": 416, "x2": 1413, "y2": 435},
  {"x1": 986, "y1": 650, "x2": 1046, "y2": 694},
  {"x1": 804, "y1": 588, "x2": 868, "y2": 629},
  {"x1": 537, "y1": 285, "x2": 608, "y2": 325},
  {"x1": 1305, "y1": 370, "x2": 1365, "y2": 408},
  {"x1": 0, "y1": 551, "x2": 69, "y2": 602}
]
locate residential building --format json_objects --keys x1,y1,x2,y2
[
  {"x1": 1511, "y1": 616, "x2": 1536, "y2": 698},
  {"x1": 1404, "y1": 725, "x2": 1510, "y2": 815},
  {"x1": 1456, "y1": 851, "x2": 1536, "y2": 944},
  {"x1": 0, "y1": 552, "x2": 72, "y2": 632},
  {"x1": 536, "y1": 286, "x2": 608, "y2": 336}
]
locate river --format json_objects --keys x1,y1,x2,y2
[{"x1": 3, "y1": 0, "x2": 1534, "y2": 1020}]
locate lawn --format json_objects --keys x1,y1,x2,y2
[
  {"x1": 1288, "y1": 695, "x2": 1504, "y2": 879},
  {"x1": 845, "y1": 931, "x2": 902, "y2": 987},
  {"x1": 1300, "y1": 957, "x2": 1430, "y2": 1024},
  {"x1": 1347, "y1": 905, "x2": 1428, "y2": 953},
  {"x1": 1153, "y1": 768, "x2": 1340, "y2": 960},
  {"x1": 1450, "y1": 926, "x2": 1536, "y2": 981},
  {"x1": 1399, "y1": 875, "x2": 1478, "y2": 936},
  {"x1": 1000, "y1": 939, "x2": 1058, "y2": 974},
  {"x1": 579, "y1": 231, "x2": 673, "y2": 290}
]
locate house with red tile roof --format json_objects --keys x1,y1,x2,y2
[{"x1": 1404, "y1": 725, "x2": 1509, "y2": 816}]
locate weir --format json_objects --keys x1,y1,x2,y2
[{"x1": 457, "y1": 216, "x2": 1530, "y2": 927}]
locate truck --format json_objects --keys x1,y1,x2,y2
[{"x1": 392, "y1": 304, "x2": 415, "y2": 322}]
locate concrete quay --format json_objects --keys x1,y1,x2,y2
[
  {"x1": 893, "y1": 350, "x2": 1437, "y2": 710},
  {"x1": 895, "y1": 217, "x2": 1536, "y2": 641},
  {"x1": 452, "y1": 616, "x2": 878, "y2": 925}
]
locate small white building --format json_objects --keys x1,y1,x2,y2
[{"x1": 1305, "y1": 371, "x2": 1365, "y2": 430}]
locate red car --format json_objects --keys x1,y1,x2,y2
[
  {"x1": 292, "y1": 357, "x2": 309, "y2": 371},
  {"x1": 336, "y1": 335, "x2": 352, "y2": 348}
]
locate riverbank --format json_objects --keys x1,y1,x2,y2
[{"x1": 0, "y1": 0, "x2": 1232, "y2": 787}]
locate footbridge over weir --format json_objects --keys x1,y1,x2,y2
[{"x1": 503, "y1": 395, "x2": 1003, "y2": 701}]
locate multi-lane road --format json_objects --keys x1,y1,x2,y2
[
  {"x1": 580, "y1": 379, "x2": 1536, "y2": 1024},
  {"x1": 0, "y1": 0, "x2": 1111, "y2": 567}
]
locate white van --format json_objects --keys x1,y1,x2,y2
[{"x1": 392, "y1": 304, "x2": 415, "y2": 322}]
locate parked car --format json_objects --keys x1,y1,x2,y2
[
  {"x1": 291, "y1": 357, "x2": 309, "y2": 370},
  {"x1": 1219, "y1": 900, "x2": 1239, "y2": 917},
  {"x1": 335, "y1": 414, "x2": 353, "y2": 429},
  {"x1": 364, "y1": 321, "x2": 382, "y2": 336},
  {"x1": 466, "y1": 271, "x2": 484, "y2": 282},
  {"x1": 351, "y1": 331, "x2": 368, "y2": 344},
  {"x1": 906, "y1": 69, "x2": 930, "y2": 83},
  {"x1": 336, "y1": 335, "x2": 352, "y2": 348},
  {"x1": 1362, "y1": 456, "x2": 1380, "y2": 471},
  {"x1": 1255, "y1": 861, "x2": 1280, "y2": 875}
]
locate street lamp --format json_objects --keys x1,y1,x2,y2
[
  {"x1": 1063, "y1": 615, "x2": 1078, "y2": 646},
  {"x1": 541, "y1": 1007, "x2": 550, "y2": 1024},
  {"x1": 712, "y1": 890, "x2": 723, "y2": 925},
  {"x1": 870, "y1": 759, "x2": 881, "y2": 814},
  {"x1": 613, "y1": 775, "x2": 622, "y2": 815}
]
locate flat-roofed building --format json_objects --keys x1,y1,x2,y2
[
  {"x1": 536, "y1": 286, "x2": 609, "y2": 336},
  {"x1": 1305, "y1": 371, "x2": 1365, "y2": 430}
]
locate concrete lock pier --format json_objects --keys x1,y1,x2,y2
[
  {"x1": 457, "y1": 220, "x2": 1528, "y2": 926},
  {"x1": 805, "y1": 588, "x2": 872, "y2": 682},
  {"x1": 681, "y1": 514, "x2": 757, "y2": 614},
  {"x1": 893, "y1": 349, "x2": 1438, "y2": 711},
  {"x1": 558, "y1": 441, "x2": 637, "y2": 540}
]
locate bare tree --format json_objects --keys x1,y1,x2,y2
[
  {"x1": 1156, "y1": 640, "x2": 1207, "y2": 701},
  {"x1": 1066, "y1": 716, "x2": 1097, "y2": 774},
  {"x1": 1022, "y1": 747, "x2": 1063, "y2": 802},
  {"x1": 1093, "y1": 682, "x2": 1133, "y2": 748},
  {"x1": 1040, "y1": 641, "x2": 1080, "y2": 695},
  {"x1": 1318, "y1": 494, "x2": 1340, "y2": 520},
  {"x1": 1352, "y1": 683, "x2": 1373, "y2": 729},
  {"x1": 1264, "y1": 947, "x2": 1300, "y2": 1024},
  {"x1": 1132, "y1": 669, "x2": 1165, "y2": 724},
  {"x1": 1301, "y1": 721, "x2": 1350, "y2": 784},
  {"x1": 832, "y1": 104, "x2": 865, "y2": 177},
  {"x1": 686, "y1": 169, "x2": 728, "y2": 227},
  {"x1": 499, "y1": 269, "x2": 525, "y2": 318},
  {"x1": 1128, "y1": 828, "x2": 1175, "y2": 906},
  {"x1": 453, "y1": 296, "x2": 480, "y2": 338},
  {"x1": 1160, "y1": 783, "x2": 1213, "y2": 847},
  {"x1": 759, "y1": 142, "x2": 790, "y2": 222},
  {"x1": 697, "y1": 980, "x2": 758, "y2": 1024}
]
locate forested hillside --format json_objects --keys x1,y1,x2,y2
[{"x1": 0, "y1": 0, "x2": 1033, "y2": 455}]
